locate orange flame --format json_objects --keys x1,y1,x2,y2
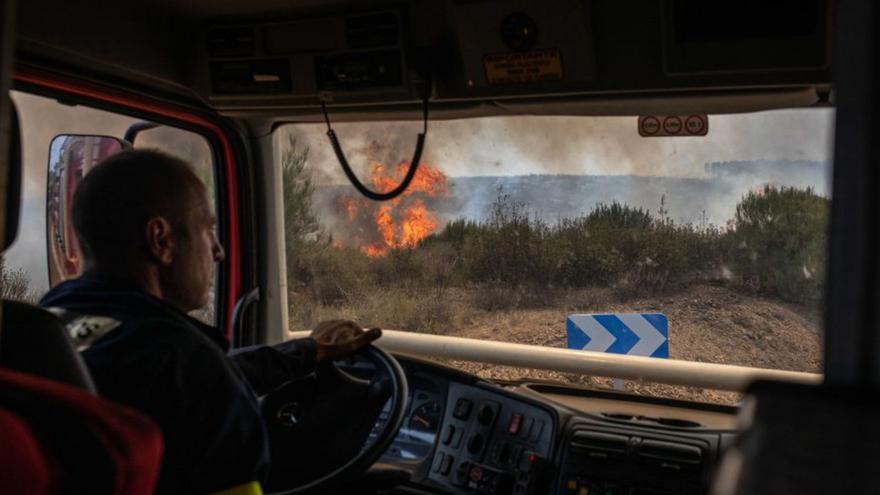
[
  {"x1": 371, "y1": 162, "x2": 447, "y2": 198},
  {"x1": 376, "y1": 205, "x2": 396, "y2": 248},
  {"x1": 362, "y1": 244, "x2": 386, "y2": 257},
  {"x1": 338, "y1": 161, "x2": 448, "y2": 257},
  {"x1": 400, "y1": 199, "x2": 437, "y2": 248},
  {"x1": 342, "y1": 197, "x2": 359, "y2": 221}
]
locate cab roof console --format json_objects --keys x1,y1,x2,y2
[{"x1": 191, "y1": 0, "x2": 833, "y2": 117}]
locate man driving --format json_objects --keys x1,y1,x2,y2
[{"x1": 39, "y1": 149, "x2": 379, "y2": 494}]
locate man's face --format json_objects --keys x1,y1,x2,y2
[{"x1": 162, "y1": 185, "x2": 225, "y2": 313}]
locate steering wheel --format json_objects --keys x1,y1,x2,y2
[{"x1": 260, "y1": 345, "x2": 409, "y2": 494}]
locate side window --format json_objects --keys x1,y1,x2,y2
[
  {"x1": 133, "y1": 125, "x2": 215, "y2": 201},
  {"x1": 2, "y1": 90, "x2": 218, "y2": 323}
]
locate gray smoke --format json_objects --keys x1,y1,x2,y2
[{"x1": 288, "y1": 110, "x2": 834, "y2": 237}]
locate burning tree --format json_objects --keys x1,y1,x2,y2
[{"x1": 336, "y1": 161, "x2": 449, "y2": 257}]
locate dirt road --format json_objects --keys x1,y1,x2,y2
[{"x1": 443, "y1": 284, "x2": 822, "y2": 405}]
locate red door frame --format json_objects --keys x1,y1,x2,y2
[{"x1": 13, "y1": 69, "x2": 243, "y2": 337}]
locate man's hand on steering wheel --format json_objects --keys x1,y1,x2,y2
[
  {"x1": 310, "y1": 320, "x2": 382, "y2": 361},
  {"x1": 263, "y1": 320, "x2": 408, "y2": 494}
]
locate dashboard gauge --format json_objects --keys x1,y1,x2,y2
[{"x1": 408, "y1": 401, "x2": 442, "y2": 442}]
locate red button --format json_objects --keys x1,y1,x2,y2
[
  {"x1": 508, "y1": 413, "x2": 523, "y2": 435},
  {"x1": 469, "y1": 466, "x2": 483, "y2": 482}
]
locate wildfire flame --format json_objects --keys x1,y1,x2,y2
[
  {"x1": 335, "y1": 161, "x2": 448, "y2": 257},
  {"x1": 342, "y1": 197, "x2": 359, "y2": 221}
]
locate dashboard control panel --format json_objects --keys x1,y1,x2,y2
[
  {"x1": 359, "y1": 358, "x2": 735, "y2": 495},
  {"x1": 556, "y1": 420, "x2": 721, "y2": 495},
  {"x1": 370, "y1": 373, "x2": 446, "y2": 462},
  {"x1": 429, "y1": 382, "x2": 556, "y2": 494}
]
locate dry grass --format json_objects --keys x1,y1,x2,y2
[{"x1": 293, "y1": 283, "x2": 822, "y2": 406}]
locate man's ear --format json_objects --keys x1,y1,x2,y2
[{"x1": 145, "y1": 217, "x2": 176, "y2": 266}]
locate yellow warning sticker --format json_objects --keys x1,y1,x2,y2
[{"x1": 483, "y1": 49, "x2": 564, "y2": 85}]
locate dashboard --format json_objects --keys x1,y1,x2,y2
[{"x1": 354, "y1": 356, "x2": 739, "y2": 495}]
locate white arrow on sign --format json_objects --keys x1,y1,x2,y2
[
  {"x1": 616, "y1": 314, "x2": 667, "y2": 357},
  {"x1": 568, "y1": 314, "x2": 615, "y2": 352}
]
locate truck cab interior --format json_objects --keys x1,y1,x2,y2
[{"x1": 1, "y1": 0, "x2": 879, "y2": 494}]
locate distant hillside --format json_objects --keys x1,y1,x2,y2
[{"x1": 313, "y1": 160, "x2": 830, "y2": 228}]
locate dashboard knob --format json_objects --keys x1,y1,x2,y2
[
  {"x1": 467, "y1": 433, "x2": 484, "y2": 454},
  {"x1": 478, "y1": 404, "x2": 495, "y2": 426}
]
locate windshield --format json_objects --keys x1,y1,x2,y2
[{"x1": 277, "y1": 109, "x2": 833, "y2": 404}]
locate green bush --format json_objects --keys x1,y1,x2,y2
[
  {"x1": 370, "y1": 248, "x2": 423, "y2": 287},
  {"x1": 423, "y1": 186, "x2": 828, "y2": 303},
  {"x1": 298, "y1": 247, "x2": 373, "y2": 305},
  {"x1": 285, "y1": 174, "x2": 829, "y2": 326},
  {"x1": 730, "y1": 186, "x2": 829, "y2": 303}
]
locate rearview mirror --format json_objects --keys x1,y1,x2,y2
[{"x1": 46, "y1": 134, "x2": 127, "y2": 287}]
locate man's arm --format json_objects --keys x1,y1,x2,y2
[
  {"x1": 143, "y1": 329, "x2": 271, "y2": 494},
  {"x1": 229, "y1": 338, "x2": 318, "y2": 396},
  {"x1": 229, "y1": 321, "x2": 382, "y2": 396}
]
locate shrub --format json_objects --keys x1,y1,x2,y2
[
  {"x1": 730, "y1": 186, "x2": 829, "y2": 303},
  {"x1": 286, "y1": 179, "x2": 829, "y2": 319},
  {"x1": 425, "y1": 186, "x2": 829, "y2": 304},
  {"x1": 0, "y1": 257, "x2": 37, "y2": 303},
  {"x1": 413, "y1": 242, "x2": 460, "y2": 292},
  {"x1": 297, "y1": 246, "x2": 372, "y2": 305},
  {"x1": 370, "y1": 248, "x2": 423, "y2": 287},
  {"x1": 340, "y1": 288, "x2": 456, "y2": 333}
]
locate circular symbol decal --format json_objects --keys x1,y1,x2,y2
[
  {"x1": 277, "y1": 402, "x2": 305, "y2": 427},
  {"x1": 685, "y1": 115, "x2": 706, "y2": 135},
  {"x1": 640, "y1": 116, "x2": 661, "y2": 136},
  {"x1": 663, "y1": 116, "x2": 683, "y2": 135}
]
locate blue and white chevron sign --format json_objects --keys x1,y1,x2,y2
[{"x1": 566, "y1": 313, "x2": 669, "y2": 358}]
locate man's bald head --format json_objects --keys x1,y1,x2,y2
[{"x1": 72, "y1": 149, "x2": 206, "y2": 268}]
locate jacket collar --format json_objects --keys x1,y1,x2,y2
[{"x1": 40, "y1": 275, "x2": 230, "y2": 352}]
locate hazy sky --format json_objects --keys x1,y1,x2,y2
[
  {"x1": 278, "y1": 108, "x2": 835, "y2": 182},
  {"x1": 7, "y1": 89, "x2": 835, "y2": 294}
]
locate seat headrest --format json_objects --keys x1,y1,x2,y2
[{"x1": 0, "y1": 300, "x2": 97, "y2": 394}]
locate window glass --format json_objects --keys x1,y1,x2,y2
[
  {"x1": 2, "y1": 91, "x2": 218, "y2": 324},
  {"x1": 277, "y1": 109, "x2": 833, "y2": 404}
]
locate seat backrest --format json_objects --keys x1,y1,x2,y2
[
  {"x1": 0, "y1": 408, "x2": 56, "y2": 495},
  {"x1": 0, "y1": 367, "x2": 164, "y2": 495},
  {"x1": 0, "y1": 300, "x2": 97, "y2": 393},
  {"x1": 712, "y1": 380, "x2": 880, "y2": 494}
]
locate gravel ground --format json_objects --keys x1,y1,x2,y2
[{"x1": 441, "y1": 284, "x2": 822, "y2": 405}]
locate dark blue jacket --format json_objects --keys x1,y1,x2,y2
[{"x1": 40, "y1": 276, "x2": 317, "y2": 494}]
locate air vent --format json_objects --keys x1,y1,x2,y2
[
  {"x1": 638, "y1": 439, "x2": 703, "y2": 470},
  {"x1": 208, "y1": 27, "x2": 255, "y2": 58},
  {"x1": 569, "y1": 430, "x2": 629, "y2": 459},
  {"x1": 346, "y1": 13, "x2": 399, "y2": 49},
  {"x1": 601, "y1": 412, "x2": 702, "y2": 428}
]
